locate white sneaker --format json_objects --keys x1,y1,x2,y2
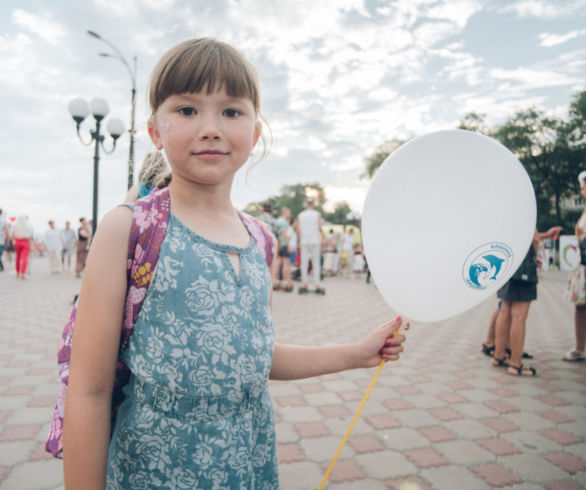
[{"x1": 562, "y1": 350, "x2": 586, "y2": 362}]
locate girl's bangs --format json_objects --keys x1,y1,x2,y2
[{"x1": 151, "y1": 40, "x2": 259, "y2": 112}]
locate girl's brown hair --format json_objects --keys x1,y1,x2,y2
[
  {"x1": 148, "y1": 38, "x2": 270, "y2": 187},
  {"x1": 148, "y1": 38, "x2": 260, "y2": 115}
]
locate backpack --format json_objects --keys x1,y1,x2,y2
[{"x1": 45, "y1": 187, "x2": 275, "y2": 458}]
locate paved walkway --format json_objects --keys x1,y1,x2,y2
[{"x1": 0, "y1": 257, "x2": 585, "y2": 489}]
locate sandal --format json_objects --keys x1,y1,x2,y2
[
  {"x1": 491, "y1": 356, "x2": 508, "y2": 367},
  {"x1": 562, "y1": 350, "x2": 586, "y2": 362},
  {"x1": 482, "y1": 343, "x2": 495, "y2": 356},
  {"x1": 506, "y1": 348, "x2": 533, "y2": 359},
  {"x1": 507, "y1": 364, "x2": 536, "y2": 376}
]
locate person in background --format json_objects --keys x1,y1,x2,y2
[
  {"x1": 287, "y1": 216, "x2": 298, "y2": 273},
  {"x1": 564, "y1": 170, "x2": 586, "y2": 361},
  {"x1": 340, "y1": 227, "x2": 354, "y2": 278},
  {"x1": 4, "y1": 217, "x2": 14, "y2": 270},
  {"x1": 12, "y1": 215, "x2": 33, "y2": 279},
  {"x1": 75, "y1": 217, "x2": 91, "y2": 278},
  {"x1": 258, "y1": 202, "x2": 279, "y2": 238},
  {"x1": 296, "y1": 199, "x2": 325, "y2": 294},
  {"x1": 61, "y1": 221, "x2": 76, "y2": 272},
  {"x1": 257, "y1": 202, "x2": 280, "y2": 286},
  {"x1": 492, "y1": 226, "x2": 562, "y2": 376},
  {"x1": 323, "y1": 228, "x2": 337, "y2": 276},
  {"x1": 275, "y1": 207, "x2": 293, "y2": 291},
  {"x1": 0, "y1": 209, "x2": 6, "y2": 271},
  {"x1": 353, "y1": 243, "x2": 365, "y2": 280},
  {"x1": 44, "y1": 220, "x2": 62, "y2": 274}
]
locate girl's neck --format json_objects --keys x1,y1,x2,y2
[
  {"x1": 167, "y1": 177, "x2": 250, "y2": 248},
  {"x1": 168, "y1": 176, "x2": 235, "y2": 215}
]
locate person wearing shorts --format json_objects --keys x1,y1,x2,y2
[{"x1": 275, "y1": 207, "x2": 293, "y2": 291}]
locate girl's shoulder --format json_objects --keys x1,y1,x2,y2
[{"x1": 97, "y1": 206, "x2": 134, "y2": 243}]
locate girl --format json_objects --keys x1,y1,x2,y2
[{"x1": 63, "y1": 38, "x2": 405, "y2": 489}]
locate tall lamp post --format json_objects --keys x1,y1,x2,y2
[
  {"x1": 68, "y1": 97, "x2": 125, "y2": 237},
  {"x1": 87, "y1": 30, "x2": 137, "y2": 190}
]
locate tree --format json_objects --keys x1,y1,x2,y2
[
  {"x1": 323, "y1": 201, "x2": 353, "y2": 225},
  {"x1": 458, "y1": 112, "x2": 489, "y2": 134},
  {"x1": 246, "y1": 183, "x2": 327, "y2": 219},
  {"x1": 361, "y1": 90, "x2": 586, "y2": 232},
  {"x1": 362, "y1": 138, "x2": 406, "y2": 179},
  {"x1": 491, "y1": 108, "x2": 581, "y2": 225}
]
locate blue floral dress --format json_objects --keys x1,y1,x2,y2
[{"x1": 107, "y1": 214, "x2": 278, "y2": 489}]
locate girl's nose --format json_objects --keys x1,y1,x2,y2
[{"x1": 199, "y1": 114, "x2": 221, "y2": 140}]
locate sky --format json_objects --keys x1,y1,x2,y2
[{"x1": 1, "y1": 0, "x2": 585, "y2": 235}]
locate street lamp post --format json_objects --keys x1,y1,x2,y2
[
  {"x1": 87, "y1": 30, "x2": 137, "y2": 190},
  {"x1": 68, "y1": 97, "x2": 125, "y2": 237}
]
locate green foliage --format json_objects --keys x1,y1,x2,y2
[
  {"x1": 246, "y1": 183, "x2": 327, "y2": 219},
  {"x1": 322, "y1": 201, "x2": 353, "y2": 226},
  {"x1": 361, "y1": 90, "x2": 586, "y2": 231},
  {"x1": 362, "y1": 138, "x2": 407, "y2": 179},
  {"x1": 491, "y1": 107, "x2": 583, "y2": 223},
  {"x1": 458, "y1": 112, "x2": 490, "y2": 134}
]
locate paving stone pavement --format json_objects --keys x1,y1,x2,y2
[{"x1": 0, "y1": 257, "x2": 585, "y2": 489}]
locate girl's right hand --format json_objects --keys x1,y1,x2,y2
[{"x1": 354, "y1": 317, "x2": 406, "y2": 369}]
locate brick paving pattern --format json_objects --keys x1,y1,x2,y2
[{"x1": 0, "y1": 258, "x2": 585, "y2": 489}]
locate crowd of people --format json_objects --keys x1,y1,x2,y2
[
  {"x1": 0, "y1": 209, "x2": 93, "y2": 279},
  {"x1": 257, "y1": 200, "x2": 367, "y2": 295}
]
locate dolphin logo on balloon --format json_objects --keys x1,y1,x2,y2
[
  {"x1": 463, "y1": 243, "x2": 513, "y2": 290},
  {"x1": 468, "y1": 254, "x2": 506, "y2": 288}
]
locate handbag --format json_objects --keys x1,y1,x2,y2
[{"x1": 511, "y1": 248, "x2": 538, "y2": 283}]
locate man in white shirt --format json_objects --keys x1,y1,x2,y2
[{"x1": 296, "y1": 199, "x2": 324, "y2": 294}]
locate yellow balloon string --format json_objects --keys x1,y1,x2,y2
[{"x1": 318, "y1": 358, "x2": 386, "y2": 489}]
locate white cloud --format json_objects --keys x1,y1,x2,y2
[
  {"x1": 425, "y1": 0, "x2": 483, "y2": 28},
  {"x1": 12, "y1": 9, "x2": 66, "y2": 45},
  {"x1": 539, "y1": 29, "x2": 586, "y2": 47},
  {"x1": 497, "y1": 0, "x2": 586, "y2": 19},
  {"x1": 490, "y1": 67, "x2": 579, "y2": 88},
  {"x1": 1, "y1": 0, "x2": 585, "y2": 231},
  {"x1": 323, "y1": 184, "x2": 368, "y2": 212}
]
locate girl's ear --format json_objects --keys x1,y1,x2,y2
[
  {"x1": 147, "y1": 118, "x2": 164, "y2": 150},
  {"x1": 252, "y1": 121, "x2": 262, "y2": 148}
]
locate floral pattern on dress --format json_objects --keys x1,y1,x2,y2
[
  {"x1": 107, "y1": 214, "x2": 278, "y2": 489},
  {"x1": 567, "y1": 265, "x2": 586, "y2": 305}
]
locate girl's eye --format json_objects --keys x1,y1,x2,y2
[
  {"x1": 178, "y1": 107, "x2": 196, "y2": 116},
  {"x1": 223, "y1": 108, "x2": 241, "y2": 118}
]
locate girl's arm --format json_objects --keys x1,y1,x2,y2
[
  {"x1": 270, "y1": 317, "x2": 405, "y2": 380},
  {"x1": 63, "y1": 206, "x2": 132, "y2": 489}
]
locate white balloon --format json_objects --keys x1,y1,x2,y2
[{"x1": 362, "y1": 130, "x2": 536, "y2": 323}]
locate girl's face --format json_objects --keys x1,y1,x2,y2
[
  {"x1": 581, "y1": 181, "x2": 586, "y2": 200},
  {"x1": 148, "y1": 88, "x2": 260, "y2": 188}
]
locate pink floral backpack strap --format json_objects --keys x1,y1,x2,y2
[
  {"x1": 120, "y1": 187, "x2": 170, "y2": 352},
  {"x1": 45, "y1": 187, "x2": 170, "y2": 458},
  {"x1": 238, "y1": 210, "x2": 276, "y2": 268}
]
